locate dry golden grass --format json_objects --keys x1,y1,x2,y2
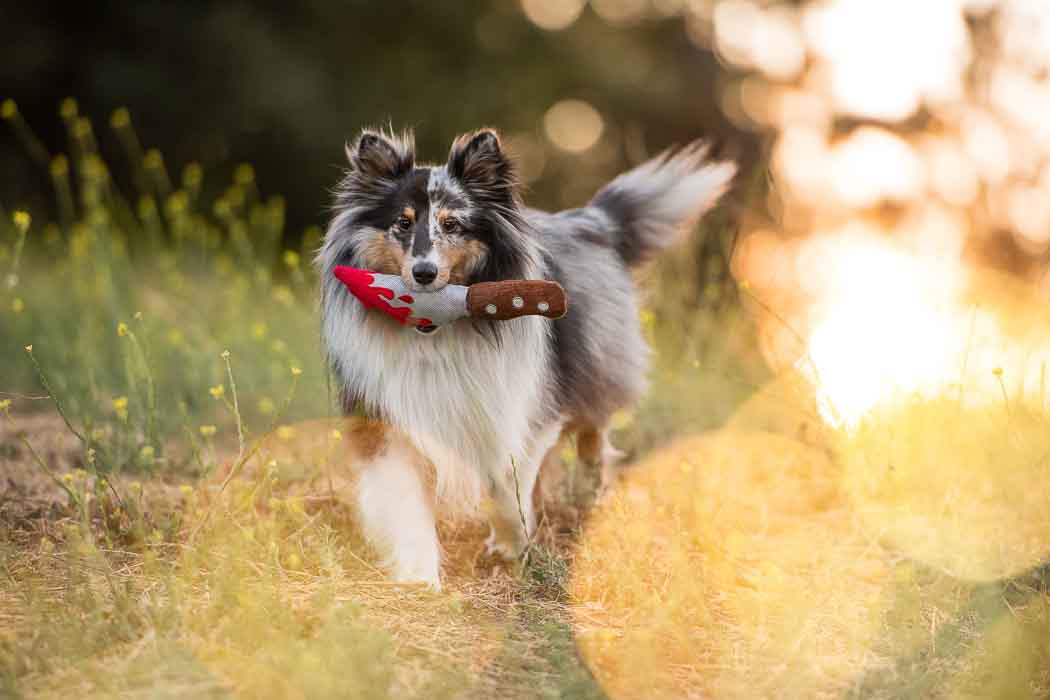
[
  {"x1": 6, "y1": 395, "x2": 1050, "y2": 699},
  {"x1": 570, "y1": 413, "x2": 1050, "y2": 699},
  {"x1": 0, "y1": 414, "x2": 604, "y2": 700}
]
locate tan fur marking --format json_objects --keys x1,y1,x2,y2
[
  {"x1": 440, "y1": 239, "x2": 488, "y2": 284},
  {"x1": 362, "y1": 231, "x2": 404, "y2": 275},
  {"x1": 402, "y1": 206, "x2": 416, "y2": 223},
  {"x1": 348, "y1": 418, "x2": 389, "y2": 460},
  {"x1": 577, "y1": 426, "x2": 601, "y2": 465}
]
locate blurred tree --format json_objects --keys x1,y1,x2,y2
[{"x1": 1, "y1": 0, "x2": 753, "y2": 240}]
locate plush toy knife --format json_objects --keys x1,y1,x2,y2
[{"x1": 333, "y1": 266, "x2": 567, "y2": 334}]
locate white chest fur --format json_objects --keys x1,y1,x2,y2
[{"x1": 323, "y1": 294, "x2": 551, "y2": 512}]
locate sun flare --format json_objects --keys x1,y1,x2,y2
[
  {"x1": 802, "y1": 236, "x2": 968, "y2": 428},
  {"x1": 796, "y1": 233, "x2": 1050, "y2": 429}
]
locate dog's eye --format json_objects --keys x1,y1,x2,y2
[
  {"x1": 441, "y1": 218, "x2": 459, "y2": 234},
  {"x1": 396, "y1": 216, "x2": 412, "y2": 231}
]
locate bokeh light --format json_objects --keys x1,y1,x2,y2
[
  {"x1": 543, "y1": 99, "x2": 605, "y2": 153},
  {"x1": 713, "y1": 0, "x2": 1050, "y2": 428},
  {"x1": 591, "y1": 0, "x2": 649, "y2": 26},
  {"x1": 519, "y1": 0, "x2": 587, "y2": 31}
]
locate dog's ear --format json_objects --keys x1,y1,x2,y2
[
  {"x1": 447, "y1": 129, "x2": 518, "y2": 198},
  {"x1": 347, "y1": 129, "x2": 414, "y2": 179}
]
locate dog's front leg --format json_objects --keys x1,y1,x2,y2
[
  {"x1": 354, "y1": 431, "x2": 442, "y2": 590},
  {"x1": 486, "y1": 421, "x2": 564, "y2": 560}
]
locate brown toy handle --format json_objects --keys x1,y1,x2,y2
[{"x1": 466, "y1": 280, "x2": 567, "y2": 321}]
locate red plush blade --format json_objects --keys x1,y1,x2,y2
[{"x1": 333, "y1": 266, "x2": 415, "y2": 325}]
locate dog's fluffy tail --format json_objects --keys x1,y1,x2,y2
[{"x1": 588, "y1": 141, "x2": 736, "y2": 267}]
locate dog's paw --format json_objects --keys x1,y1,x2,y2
[
  {"x1": 391, "y1": 568, "x2": 442, "y2": 592},
  {"x1": 388, "y1": 554, "x2": 442, "y2": 591},
  {"x1": 484, "y1": 527, "x2": 523, "y2": 561}
]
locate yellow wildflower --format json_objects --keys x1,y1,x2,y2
[
  {"x1": 112, "y1": 396, "x2": 129, "y2": 420},
  {"x1": 59, "y1": 98, "x2": 78, "y2": 119},
  {"x1": 282, "y1": 250, "x2": 300, "y2": 268},
  {"x1": 74, "y1": 117, "x2": 93, "y2": 141},
  {"x1": 182, "y1": 162, "x2": 202, "y2": 187},
  {"x1": 234, "y1": 163, "x2": 255, "y2": 185},
  {"x1": 117, "y1": 322, "x2": 129, "y2": 337},
  {"x1": 12, "y1": 211, "x2": 30, "y2": 231},
  {"x1": 276, "y1": 425, "x2": 295, "y2": 441},
  {"x1": 290, "y1": 366, "x2": 302, "y2": 377},
  {"x1": 257, "y1": 397, "x2": 275, "y2": 415},
  {"x1": 165, "y1": 191, "x2": 187, "y2": 216},
  {"x1": 610, "y1": 410, "x2": 633, "y2": 430},
  {"x1": 199, "y1": 425, "x2": 217, "y2": 437},
  {"x1": 50, "y1": 155, "x2": 68, "y2": 177},
  {"x1": 208, "y1": 384, "x2": 225, "y2": 399},
  {"x1": 109, "y1": 107, "x2": 130, "y2": 128}
]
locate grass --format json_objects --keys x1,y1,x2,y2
[
  {"x1": 3, "y1": 102, "x2": 1049, "y2": 699},
  {"x1": 571, "y1": 402, "x2": 1050, "y2": 699}
]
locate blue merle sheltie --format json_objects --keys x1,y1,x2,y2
[{"x1": 317, "y1": 127, "x2": 734, "y2": 588}]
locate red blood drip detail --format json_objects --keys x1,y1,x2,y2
[
  {"x1": 333, "y1": 266, "x2": 413, "y2": 325},
  {"x1": 398, "y1": 295, "x2": 414, "y2": 303},
  {"x1": 417, "y1": 318, "x2": 433, "y2": 327}
]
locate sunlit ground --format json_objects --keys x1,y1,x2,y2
[
  {"x1": 571, "y1": 243, "x2": 1050, "y2": 696},
  {"x1": 568, "y1": 216, "x2": 1050, "y2": 698}
]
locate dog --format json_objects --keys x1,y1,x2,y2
[{"x1": 317, "y1": 127, "x2": 734, "y2": 589}]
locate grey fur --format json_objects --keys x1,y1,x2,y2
[
  {"x1": 533, "y1": 143, "x2": 736, "y2": 427},
  {"x1": 316, "y1": 133, "x2": 733, "y2": 586},
  {"x1": 317, "y1": 134, "x2": 734, "y2": 481}
]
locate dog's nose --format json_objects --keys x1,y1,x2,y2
[{"x1": 412, "y1": 261, "x2": 438, "y2": 285}]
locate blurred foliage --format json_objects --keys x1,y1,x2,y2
[
  {"x1": 1, "y1": 2, "x2": 764, "y2": 473},
  {"x1": 1, "y1": 1, "x2": 752, "y2": 239},
  {"x1": 0, "y1": 105, "x2": 757, "y2": 479},
  {"x1": 0, "y1": 129, "x2": 327, "y2": 475}
]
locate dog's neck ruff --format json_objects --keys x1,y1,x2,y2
[{"x1": 322, "y1": 260, "x2": 552, "y2": 513}]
